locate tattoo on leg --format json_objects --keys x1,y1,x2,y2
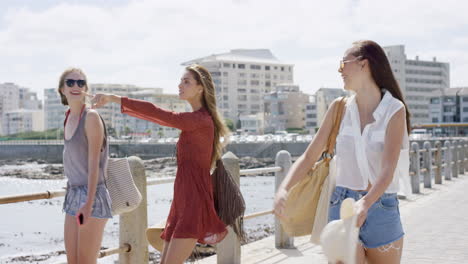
[{"x1": 377, "y1": 242, "x2": 401, "y2": 253}]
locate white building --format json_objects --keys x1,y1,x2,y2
[
  {"x1": 2, "y1": 109, "x2": 44, "y2": 135},
  {"x1": 240, "y1": 113, "x2": 264, "y2": 134},
  {"x1": 305, "y1": 95, "x2": 318, "y2": 133},
  {"x1": 264, "y1": 84, "x2": 309, "y2": 133},
  {"x1": 181, "y1": 49, "x2": 294, "y2": 124},
  {"x1": 19, "y1": 87, "x2": 42, "y2": 110},
  {"x1": 384, "y1": 45, "x2": 450, "y2": 125},
  {"x1": 315, "y1": 88, "x2": 348, "y2": 126},
  {"x1": 44, "y1": 88, "x2": 67, "y2": 131},
  {"x1": 429, "y1": 87, "x2": 468, "y2": 123},
  {"x1": 0, "y1": 83, "x2": 20, "y2": 135}
]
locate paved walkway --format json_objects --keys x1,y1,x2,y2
[{"x1": 200, "y1": 172, "x2": 468, "y2": 264}]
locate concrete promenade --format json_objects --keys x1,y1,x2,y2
[{"x1": 200, "y1": 172, "x2": 468, "y2": 264}]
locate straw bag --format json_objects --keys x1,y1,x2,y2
[
  {"x1": 106, "y1": 157, "x2": 143, "y2": 215},
  {"x1": 280, "y1": 97, "x2": 346, "y2": 237},
  {"x1": 99, "y1": 116, "x2": 142, "y2": 215}
]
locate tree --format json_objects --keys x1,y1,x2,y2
[
  {"x1": 107, "y1": 126, "x2": 117, "y2": 138},
  {"x1": 225, "y1": 119, "x2": 235, "y2": 131},
  {"x1": 124, "y1": 126, "x2": 132, "y2": 136}
]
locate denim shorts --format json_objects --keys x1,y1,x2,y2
[
  {"x1": 63, "y1": 182, "x2": 113, "y2": 219},
  {"x1": 328, "y1": 186, "x2": 404, "y2": 248}
]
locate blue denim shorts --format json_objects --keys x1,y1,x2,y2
[
  {"x1": 328, "y1": 186, "x2": 404, "y2": 248},
  {"x1": 63, "y1": 182, "x2": 113, "y2": 219}
]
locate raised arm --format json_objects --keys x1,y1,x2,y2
[{"x1": 92, "y1": 94, "x2": 207, "y2": 131}]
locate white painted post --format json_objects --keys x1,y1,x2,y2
[
  {"x1": 423, "y1": 141, "x2": 432, "y2": 188},
  {"x1": 444, "y1": 141, "x2": 452, "y2": 180},
  {"x1": 458, "y1": 140, "x2": 465, "y2": 175},
  {"x1": 434, "y1": 141, "x2": 442, "y2": 184},
  {"x1": 216, "y1": 151, "x2": 241, "y2": 264},
  {"x1": 275, "y1": 150, "x2": 294, "y2": 249},
  {"x1": 452, "y1": 140, "x2": 458, "y2": 178},
  {"x1": 119, "y1": 156, "x2": 149, "y2": 264},
  {"x1": 410, "y1": 142, "x2": 420, "y2": 194}
]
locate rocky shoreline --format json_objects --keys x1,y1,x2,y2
[{"x1": 0, "y1": 156, "x2": 277, "y2": 180}]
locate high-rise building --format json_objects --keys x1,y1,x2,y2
[
  {"x1": 384, "y1": 45, "x2": 450, "y2": 125},
  {"x1": 315, "y1": 88, "x2": 348, "y2": 126},
  {"x1": 429, "y1": 87, "x2": 468, "y2": 123},
  {"x1": 0, "y1": 83, "x2": 21, "y2": 135},
  {"x1": 19, "y1": 87, "x2": 42, "y2": 110},
  {"x1": 264, "y1": 84, "x2": 309, "y2": 132},
  {"x1": 44, "y1": 88, "x2": 67, "y2": 131},
  {"x1": 181, "y1": 49, "x2": 294, "y2": 123},
  {"x1": 2, "y1": 109, "x2": 44, "y2": 135},
  {"x1": 305, "y1": 95, "x2": 318, "y2": 133}
]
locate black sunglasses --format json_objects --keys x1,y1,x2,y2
[{"x1": 65, "y1": 79, "x2": 86, "y2": 88}]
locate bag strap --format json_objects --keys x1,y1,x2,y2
[{"x1": 323, "y1": 96, "x2": 347, "y2": 157}]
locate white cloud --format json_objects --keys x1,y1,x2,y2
[{"x1": 0, "y1": 0, "x2": 467, "y2": 99}]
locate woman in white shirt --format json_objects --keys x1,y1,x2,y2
[{"x1": 274, "y1": 40, "x2": 410, "y2": 264}]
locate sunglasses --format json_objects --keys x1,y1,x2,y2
[
  {"x1": 65, "y1": 79, "x2": 86, "y2": 88},
  {"x1": 339, "y1": 57, "x2": 362, "y2": 71}
]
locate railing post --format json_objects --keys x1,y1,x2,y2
[
  {"x1": 275, "y1": 150, "x2": 294, "y2": 249},
  {"x1": 458, "y1": 140, "x2": 465, "y2": 175},
  {"x1": 120, "y1": 156, "x2": 149, "y2": 264},
  {"x1": 410, "y1": 142, "x2": 420, "y2": 194},
  {"x1": 217, "y1": 151, "x2": 241, "y2": 264},
  {"x1": 444, "y1": 141, "x2": 452, "y2": 180},
  {"x1": 434, "y1": 141, "x2": 442, "y2": 184},
  {"x1": 423, "y1": 141, "x2": 432, "y2": 188},
  {"x1": 452, "y1": 140, "x2": 458, "y2": 178},
  {"x1": 465, "y1": 142, "x2": 468, "y2": 172}
]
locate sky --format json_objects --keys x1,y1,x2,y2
[{"x1": 1, "y1": 0, "x2": 468, "y2": 100}]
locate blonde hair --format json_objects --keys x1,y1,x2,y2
[
  {"x1": 186, "y1": 64, "x2": 230, "y2": 168},
  {"x1": 57, "y1": 67, "x2": 89, "y2": 106}
]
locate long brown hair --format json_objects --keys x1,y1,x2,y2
[
  {"x1": 186, "y1": 64, "x2": 230, "y2": 168},
  {"x1": 350, "y1": 40, "x2": 411, "y2": 133},
  {"x1": 57, "y1": 68, "x2": 89, "y2": 106}
]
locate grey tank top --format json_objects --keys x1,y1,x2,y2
[{"x1": 63, "y1": 109, "x2": 108, "y2": 186}]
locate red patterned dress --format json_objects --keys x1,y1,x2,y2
[{"x1": 121, "y1": 97, "x2": 227, "y2": 244}]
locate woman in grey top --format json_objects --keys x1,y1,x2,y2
[{"x1": 59, "y1": 68, "x2": 112, "y2": 264}]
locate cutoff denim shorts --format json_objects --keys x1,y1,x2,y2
[
  {"x1": 62, "y1": 182, "x2": 113, "y2": 219},
  {"x1": 328, "y1": 186, "x2": 404, "y2": 248}
]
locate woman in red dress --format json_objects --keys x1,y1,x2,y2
[{"x1": 91, "y1": 64, "x2": 229, "y2": 263}]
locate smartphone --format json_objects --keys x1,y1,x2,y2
[{"x1": 77, "y1": 213, "x2": 84, "y2": 226}]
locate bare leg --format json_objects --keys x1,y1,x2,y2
[
  {"x1": 366, "y1": 237, "x2": 404, "y2": 264},
  {"x1": 356, "y1": 243, "x2": 366, "y2": 264},
  {"x1": 163, "y1": 238, "x2": 198, "y2": 264},
  {"x1": 160, "y1": 240, "x2": 170, "y2": 264},
  {"x1": 64, "y1": 214, "x2": 79, "y2": 264},
  {"x1": 76, "y1": 217, "x2": 108, "y2": 264}
]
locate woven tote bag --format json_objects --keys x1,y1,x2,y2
[
  {"x1": 281, "y1": 97, "x2": 346, "y2": 237},
  {"x1": 106, "y1": 158, "x2": 142, "y2": 215}
]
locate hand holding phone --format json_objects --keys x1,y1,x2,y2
[{"x1": 76, "y1": 213, "x2": 84, "y2": 226}]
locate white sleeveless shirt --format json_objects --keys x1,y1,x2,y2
[{"x1": 335, "y1": 91, "x2": 409, "y2": 193}]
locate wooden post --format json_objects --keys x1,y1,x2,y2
[
  {"x1": 119, "y1": 156, "x2": 149, "y2": 264},
  {"x1": 423, "y1": 141, "x2": 432, "y2": 188},
  {"x1": 410, "y1": 142, "x2": 420, "y2": 194},
  {"x1": 444, "y1": 141, "x2": 452, "y2": 180},
  {"x1": 275, "y1": 150, "x2": 294, "y2": 249},
  {"x1": 434, "y1": 141, "x2": 442, "y2": 184},
  {"x1": 216, "y1": 151, "x2": 241, "y2": 264}
]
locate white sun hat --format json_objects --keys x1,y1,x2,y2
[{"x1": 319, "y1": 198, "x2": 359, "y2": 264}]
